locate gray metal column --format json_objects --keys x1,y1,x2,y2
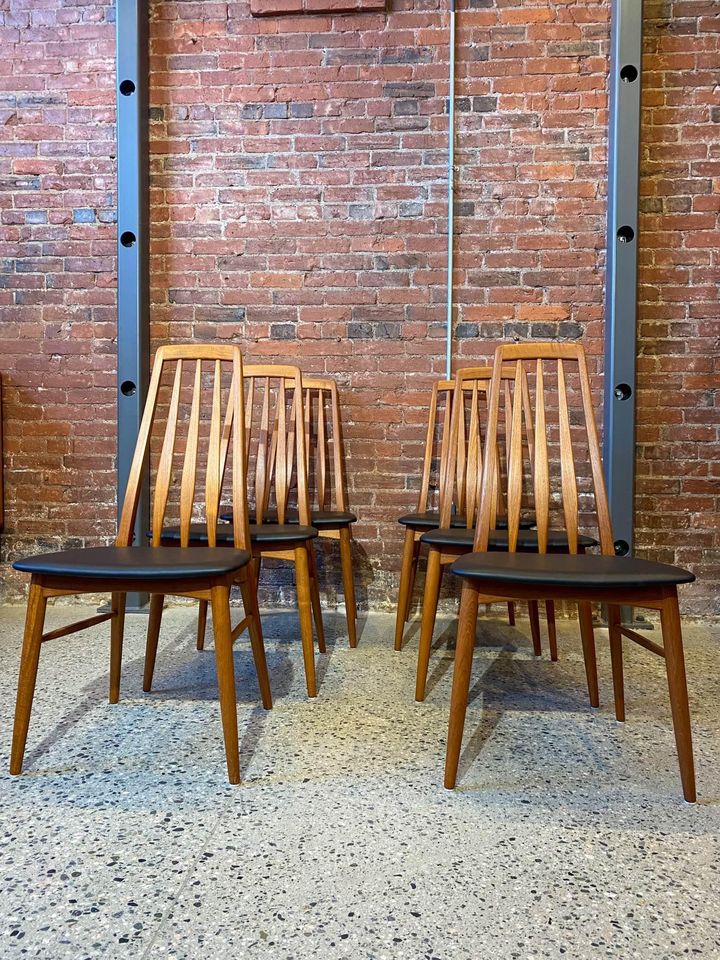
[
  {"x1": 603, "y1": 0, "x2": 643, "y2": 573},
  {"x1": 116, "y1": 0, "x2": 150, "y2": 609}
]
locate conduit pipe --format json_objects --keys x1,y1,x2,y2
[{"x1": 445, "y1": 0, "x2": 456, "y2": 379}]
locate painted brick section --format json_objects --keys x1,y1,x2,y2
[
  {"x1": 1, "y1": 0, "x2": 718, "y2": 617},
  {"x1": 0, "y1": 1, "x2": 118, "y2": 600}
]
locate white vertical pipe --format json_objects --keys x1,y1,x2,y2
[{"x1": 445, "y1": 0, "x2": 456, "y2": 380}]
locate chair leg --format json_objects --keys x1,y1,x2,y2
[
  {"x1": 294, "y1": 545, "x2": 317, "y2": 698},
  {"x1": 415, "y1": 547, "x2": 443, "y2": 702},
  {"x1": 307, "y1": 544, "x2": 326, "y2": 654},
  {"x1": 196, "y1": 599, "x2": 208, "y2": 651},
  {"x1": 660, "y1": 593, "x2": 696, "y2": 803},
  {"x1": 109, "y1": 592, "x2": 126, "y2": 704},
  {"x1": 444, "y1": 581, "x2": 481, "y2": 789},
  {"x1": 238, "y1": 567, "x2": 272, "y2": 710},
  {"x1": 394, "y1": 529, "x2": 417, "y2": 651},
  {"x1": 143, "y1": 594, "x2": 165, "y2": 693},
  {"x1": 545, "y1": 599, "x2": 558, "y2": 662},
  {"x1": 404, "y1": 540, "x2": 421, "y2": 623},
  {"x1": 10, "y1": 581, "x2": 47, "y2": 776},
  {"x1": 210, "y1": 584, "x2": 240, "y2": 785},
  {"x1": 507, "y1": 601, "x2": 516, "y2": 627},
  {"x1": 577, "y1": 601, "x2": 600, "y2": 708},
  {"x1": 528, "y1": 600, "x2": 542, "y2": 656},
  {"x1": 338, "y1": 527, "x2": 358, "y2": 648},
  {"x1": 607, "y1": 603, "x2": 625, "y2": 721}
]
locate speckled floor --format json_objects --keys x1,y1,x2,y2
[{"x1": 0, "y1": 603, "x2": 718, "y2": 959}]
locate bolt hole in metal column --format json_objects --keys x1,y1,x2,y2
[
  {"x1": 616, "y1": 225, "x2": 634, "y2": 243},
  {"x1": 120, "y1": 231, "x2": 136, "y2": 247},
  {"x1": 620, "y1": 64, "x2": 638, "y2": 83},
  {"x1": 120, "y1": 380, "x2": 137, "y2": 397},
  {"x1": 614, "y1": 539, "x2": 630, "y2": 556},
  {"x1": 614, "y1": 382, "x2": 632, "y2": 401},
  {"x1": 119, "y1": 79, "x2": 136, "y2": 95}
]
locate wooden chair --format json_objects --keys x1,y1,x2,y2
[
  {"x1": 413, "y1": 367, "x2": 583, "y2": 703},
  {"x1": 444, "y1": 343, "x2": 697, "y2": 801},
  {"x1": 156, "y1": 365, "x2": 325, "y2": 698},
  {"x1": 9, "y1": 345, "x2": 271, "y2": 784},
  {"x1": 394, "y1": 375, "x2": 534, "y2": 652}
]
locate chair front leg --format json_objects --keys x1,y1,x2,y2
[
  {"x1": 210, "y1": 584, "x2": 241, "y2": 785},
  {"x1": 528, "y1": 600, "x2": 542, "y2": 656},
  {"x1": 196, "y1": 599, "x2": 208, "y2": 651},
  {"x1": 415, "y1": 546, "x2": 444, "y2": 702},
  {"x1": 338, "y1": 527, "x2": 357, "y2": 647},
  {"x1": 577, "y1": 601, "x2": 600, "y2": 708},
  {"x1": 394, "y1": 529, "x2": 417, "y2": 651},
  {"x1": 143, "y1": 594, "x2": 165, "y2": 693},
  {"x1": 444, "y1": 581, "x2": 481, "y2": 789},
  {"x1": 607, "y1": 603, "x2": 625, "y2": 721},
  {"x1": 545, "y1": 599, "x2": 558, "y2": 662},
  {"x1": 109, "y1": 592, "x2": 126, "y2": 704},
  {"x1": 294, "y1": 545, "x2": 318, "y2": 698},
  {"x1": 307, "y1": 543, "x2": 326, "y2": 654},
  {"x1": 660, "y1": 592, "x2": 696, "y2": 803},
  {"x1": 10, "y1": 580, "x2": 48, "y2": 775},
  {"x1": 238, "y1": 566, "x2": 272, "y2": 710}
]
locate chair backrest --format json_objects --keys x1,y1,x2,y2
[
  {"x1": 117, "y1": 344, "x2": 250, "y2": 550},
  {"x1": 300, "y1": 376, "x2": 351, "y2": 515},
  {"x1": 242, "y1": 364, "x2": 311, "y2": 526},
  {"x1": 414, "y1": 378, "x2": 455, "y2": 517},
  {"x1": 475, "y1": 342, "x2": 614, "y2": 556},
  {"x1": 437, "y1": 366, "x2": 534, "y2": 530}
]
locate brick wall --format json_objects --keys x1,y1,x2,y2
[{"x1": 1, "y1": 0, "x2": 718, "y2": 617}]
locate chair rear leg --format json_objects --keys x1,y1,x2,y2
[
  {"x1": 196, "y1": 599, "x2": 208, "y2": 651},
  {"x1": 10, "y1": 581, "x2": 47, "y2": 775},
  {"x1": 210, "y1": 584, "x2": 240, "y2": 785},
  {"x1": 507, "y1": 602, "x2": 516, "y2": 627},
  {"x1": 143, "y1": 594, "x2": 165, "y2": 693},
  {"x1": 394, "y1": 529, "x2": 417, "y2": 651},
  {"x1": 660, "y1": 593, "x2": 696, "y2": 803},
  {"x1": 307, "y1": 544, "x2": 326, "y2": 654},
  {"x1": 528, "y1": 600, "x2": 542, "y2": 656},
  {"x1": 338, "y1": 528, "x2": 358, "y2": 648},
  {"x1": 444, "y1": 582, "x2": 481, "y2": 789},
  {"x1": 109, "y1": 592, "x2": 126, "y2": 704},
  {"x1": 577, "y1": 600, "x2": 600, "y2": 707},
  {"x1": 294, "y1": 546, "x2": 318, "y2": 698},
  {"x1": 404, "y1": 540, "x2": 421, "y2": 623},
  {"x1": 545, "y1": 599, "x2": 558, "y2": 662},
  {"x1": 415, "y1": 547, "x2": 444, "y2": 702},
  {"x1": 607, "y1": 603, "x2": 625, "y2": 721},
  {"x1": 239, "y1": 567, "x2": 272, "y2": 710}
]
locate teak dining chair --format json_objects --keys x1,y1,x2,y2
[
  {"x1": 444, "y1": 342, "x2": 697, "y2": 801},
  {"x1": 156, "y1": 365, "x2": 325, "y2": 698},
  {"x1": 10, "y1": 345, "x2": 271, "y2": 784}
]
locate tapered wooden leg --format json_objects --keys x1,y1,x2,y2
[
  {"x1": 607, "y1": 603, "x2": 625, "y2": 721},
  {"x1": 660, "y1": 593, "x2": 696, "y2": 803},
  {"x1": 109, "y1": 592, "x2": 126, "y2": 704},
  {"x1": 294, "y1": 546, "x2": 317, "y2": 698},
  {"x1": 577, "y1": 601, "x2": 600, "y2": 708},
  {"x1": 545, "y1": 599, "x2": 558, "y2": 662},
  {"x1": 210, "y1": 585, "x2": 240, "y2": 784},
  {"x1": 394, "y1": 529, "x2": 417, "y2": 651},
  {"x1": 10, "y1": 581, "x2": 47, "y2": 775},
  {"x1": 404, "y1": 540, "x2": 421, "y2": 623},
  {"x1": 338, "y1": 528, "x2": 358, "y2": 648},
  {"x1": 415, "y1": 547, "x2": 443, "y2": 702},
  {"x1": 143, "y1": 594, "x2": 164, "y2": 693},
  {"x1": 444, "y1": 582, "x2": 480, "y2": 789},
  {"x1": 196, "y1": 599, "x2": 208, "y2": 651},
  {"x1": 307, "y1": 544, "x2": 326, "y2": 654},
  {"x1": 507, "y1": 601, "x2": 516, "y2": 627},
  {"x1": 239, "y1": 568, "x2": 272, "y2": 710},
  {"x1": 528, "y1": 600, "x2": 542, "y2": 656}
]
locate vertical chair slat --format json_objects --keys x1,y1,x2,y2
[
  {"x1": 557, "y1": 359, "x2": 579, "y2": 554},
  {"x1": 317, "y1": 386, "x2": 327, "y2": 512},
  {"x1": 152, "y1": 360, "x2": 183, "y2": 546},
  {"x1": 231, "y1": 352, "x2": 249, "y2": 551},
  {"x1": 205, "y1": 360, "x2": 222, "y2": 547},
  {"x1": 505, "y1": 360, "x2": 524, "y2": 551},
  {"x1": 464, "y1": 382, "x2": 480, "y2": 527},
  {"x1": 179, "y1": 359, "x2": 202, "y2": 548},
  {"x1": 275, "y1": 380, "x2": 288, "y2": 523},
  {"x1": 577, "y1": 349, "x2": 615, "y2": 555},
  {"x1": 417, "y1": 383, "x2": 440, "y2": 514},
  {"x1": 455, "y1": 387, "x2": 467, "y2": 515},
  {"x1": 533, "y1": 359, "x2": 550, "y2": 553},
  {"x1": 255, "y1": 379, "x2": 270, "y2": 525}
]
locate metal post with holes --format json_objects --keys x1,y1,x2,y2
[
  {"x1": 116, "y1": 0, "x2": 150, "y2": 610},
  {"x1": 603, "y1": 0, "x2": 644, "y2": 623}
]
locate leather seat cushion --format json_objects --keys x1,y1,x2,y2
[
  {"x1": 219, "y1": 510, "x2": 355, "y2": 530},
  {"x1": 157, "y1": 522, "x2": 317, "y2": 546},
  {"x1": 13, "y1": 546, "x2": 251, "y2": 580},
  {"x1": 451, "y1": 551, "x2": 695, "y2": 589},
  {"x1": 399, "y1": 511, "x2": 535, "y2": 532},
  {"x1": 420, "y1": 527, "x2": 598, "y2": 551}
]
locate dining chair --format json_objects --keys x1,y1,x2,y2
[
  {"x1": 10, "y1": 345, "x2": 271, "y2": 784},
  {"x1": 154, "y1": 365, "x2": 325, "y2": 698},
  {"x1": 444, "y1": 342, "x2": 697, "y2": 801},
  {"x1": 414, "y1": 366, "x2": 586, "y2": 703}
]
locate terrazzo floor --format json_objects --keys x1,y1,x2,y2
[{"x1": 0, "y1": 602, "x2": 718, "y2": 959}]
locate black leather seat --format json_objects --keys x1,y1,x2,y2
[
  {"x1": 219, "y1": 509, "x2": 354, "y2": 530},
  {"x1": 13, "y1": 546, "x2": 251, "y2": 580},
  {"x1": 157, "y1": 522, "x2": 318, "y2": 546},
  {"x1": 451, "y1": 551, "x2": 696, "y2": 589},
  {"x1": 399, "y1": 510, "x2": 535, "y2": 532},
  {"x1": 420, "y1": 527, "x2": 598, "y2": 551}
]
